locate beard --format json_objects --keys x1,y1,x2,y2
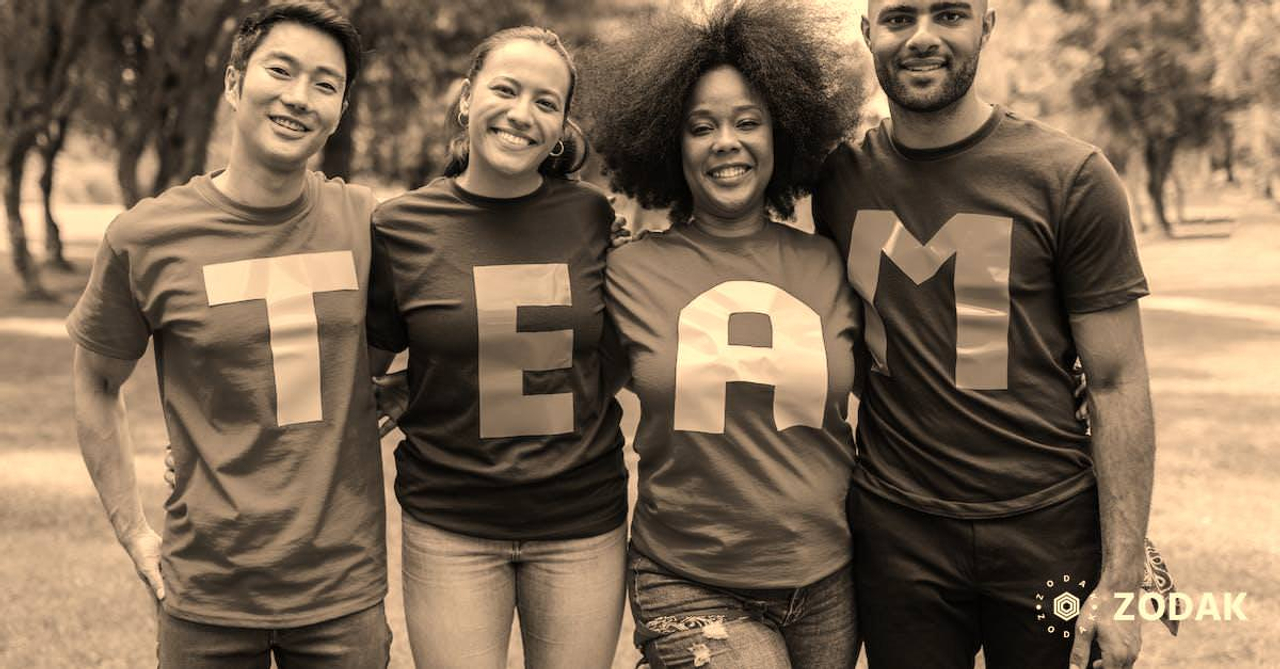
[{"x1": 875, "y1": 51, "x2": 981, "y2": 113}]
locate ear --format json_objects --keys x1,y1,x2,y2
[
  {"x1": 223, "y1": 65, "x2": 241, "y2": 110},
  {"x1": 980, "y1": 8, "x2": 997, "y2": 48},
  {"x1": 861, "y1": 15, "x2": 872, "y2": 48},
  {"x1": 459, "y1": 79, "x2": 472, "y2": 117}
]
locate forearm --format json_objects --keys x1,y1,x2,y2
[
  {"x1": 74, "y1": 380, "x2": 151, "y2": 541},
  {"x1": 368, "y1": 344, "x2": 396, "y2": 377},
  {"x1": 1087, "y1": 373, "x2": 1156, "y2": 589}
]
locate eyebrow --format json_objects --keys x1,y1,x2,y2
[
  {"x1": 261, "y1": 50, "x2": 346, "y2": 82},
  {"x1": 686, "y1": 104, "x2": 765, "y2": 118},
  {"x1": 878, "y1": 1, "x2": 973, "y2": 16}
]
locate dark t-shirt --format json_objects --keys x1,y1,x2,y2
[
  {"x1": 606, "y1": 222, "x2": 859, "y2": 588},
  {"x1": 367, "y1": 176, "x2": 627, "y2": 540},
  {"x1": 813, "y1": 107, "x2": 1149, "y2": 518},
  {"x1": 66, "y1": 171, "x2": 387, "y2": 627}
]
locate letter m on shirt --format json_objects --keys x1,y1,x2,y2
[{"x1": 846, "y1": 210, "x2": 1013, "y2": 390}]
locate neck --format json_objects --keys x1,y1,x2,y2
[
  {"x1": 888, "y1": 92, "x2": 994, "y2": 151},
  {"x1": 691, "y1": 206, "x2": 766, "y2": 238},
  {"x1": 457, "y1": 161, "x2": 543, "y2": 199},
  {"x1": 213, "y1": 139, "x2": 308, "y2": 208}
]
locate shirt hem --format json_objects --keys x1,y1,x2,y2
[
  {"x1": 853, "y1": 467, "x2": 1097, "y2": 520},
  {"x1": 160, "y1": 588, "x2": 387, "y2": 629},
  {"x1": 630, "y1": 535, "x2": 852, "y2": 591},
  {"x1": 65, "y1": 323, "x2": 145, "y2": 361}
]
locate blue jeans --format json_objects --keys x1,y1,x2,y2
[
  {"x1": 627, "y1": 549, "x2": 859, "y2": 668},
  {"x1": 156, "y1": 601, "x2": 390, "y2": 668},
  {"x1": 401, "y1": 515, "x2": 627, "y2": 669}
]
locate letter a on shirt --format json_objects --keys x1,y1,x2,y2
[{"x1": 673, "y1": 281, "x2": 827, "y2": 433}]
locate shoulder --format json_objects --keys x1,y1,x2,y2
[
  {"x1": 773, "y1": 224, "x2": 846, "y2": 279},
  {"x1": 547, "y1": 176, "x2": 614, "y2": 215},
  {"x1": 310, "y1": 171, "x2": 377, "y2": 214},
  {"x1": 372, "y1": 177, "x2": 453, "y2": 229},
  {"x1": 103, "y1": 176, "x2": 207, "y2": 250},
  {"x1": 997, "y1": 109, "x2": 1104, "y2": 174},
  {"x1": 607, "y1": 225, "x2": 685, "y2": 274}
]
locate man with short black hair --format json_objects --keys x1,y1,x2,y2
[
  {"x1": 69, "y1": 3, "x2": 391, "y2": 665},
  {"x1": 813, "y1": 2, "x2": 1156, "y2": 668}
]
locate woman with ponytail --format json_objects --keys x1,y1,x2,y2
[{"x1": 365, "y1": 26, "x2": 628, "y2": 668}]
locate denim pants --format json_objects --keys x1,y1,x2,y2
[
  {"x1": 156, "y1": 601, "x2": 391, "y2": 668},
  {"x1": 627, "y1": 549, "x2": 858, "y2": 668},
  {"x1": 400, "y1": 514, "x2": 627, "y2": 669}
]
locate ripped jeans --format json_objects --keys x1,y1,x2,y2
[{"x1": 627, "y1": 549, "x2": 858, "y2": 668}]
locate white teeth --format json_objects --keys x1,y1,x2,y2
[
  {"x1": 273, "y1": 117, "x2": 306, "y2": 131},
  {"x1": 494, "y1": 130, "x2": 533, "y2": 146},
  {"x1": 710, "y1": 166, "x2": 748, "y2": 178}
]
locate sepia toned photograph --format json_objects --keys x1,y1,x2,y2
[{"x1": 1, "y1": 0, "x2": 1274, "y2": 667}]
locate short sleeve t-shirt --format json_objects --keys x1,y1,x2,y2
[
  {"x1": 812, "y1": 107, "x2": 1149, "y2": 518},
  {"x1": 66, "y1": 171, "x2": 386, "y2": 627},
  {"x1": 367, "y1": 176, "x2": 626, "y2": 541},
  {"x1": 606, "y1": 222, "x2": 859, "y2": 589}
]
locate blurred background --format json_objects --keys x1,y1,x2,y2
[{"x1": 1, "y1": 0, "x2": 1276, "y2": 666}]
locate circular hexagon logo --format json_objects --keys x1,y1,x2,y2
[{"x1": 1054, "y1": 592, "x2": 1082, "y2": 622}]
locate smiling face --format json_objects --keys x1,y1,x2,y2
[
  {"x1": 460, "y1": 39, "x2": 571, "y2": 182},
  {"x1": 224, "y1": 21, "x2": 347, "y2": 172},
  {"x1": 863, "y1": 0, "x2": 993, "y2": 113},
  {"x1": 681, "y1": 65, "x2": 774, "y2": 226}
]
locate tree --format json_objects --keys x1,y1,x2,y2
[
  {"x1": 81, "y1": 0, "x2": 264, "y2": 207},
  {"x1": 0, "y1": 0, "x2": 93, "y2": 298},
  {"x1": 1061, "y1": 0, "x2": 1234, "y2": 235}
]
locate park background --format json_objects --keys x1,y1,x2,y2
[{"x1": 1, "y1": 0, "x2": 1276, "y2": 666}]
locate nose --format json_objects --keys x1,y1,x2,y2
[
  {"x1": 279, "y1": 77, "x2": 312, "y2": 112},
  {"x1": 905, "y1": 16, "x2": 942, "y2": 54},
  {"x1": 711, "y1": 125, "x2": 741, "y2": 154},
  {"x1": 505, "y1": 97, "x2": 534, "y2": 129}
]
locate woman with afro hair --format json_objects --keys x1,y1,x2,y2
[{"x1": 581, "y1": 0, "x2": 870, "y2": 666}]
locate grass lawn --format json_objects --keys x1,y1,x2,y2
[{"x1": 2, "y1": 196, "x2": 1277, "y2": 667}]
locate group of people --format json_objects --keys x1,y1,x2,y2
[{"x1": 69, "y1": 1, "x2": 1156, "y2": 668}]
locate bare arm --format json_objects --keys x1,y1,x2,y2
[
  {"x1": 72, "y1": 343, "x2": 164, "y2": 600},
  {"x1": 1066, "y1": 301, "x2": 1155, "y2": 669}
]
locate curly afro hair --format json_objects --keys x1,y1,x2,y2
[{"x1": 580, "y1": 0, "x2": 868, "y2": 224}]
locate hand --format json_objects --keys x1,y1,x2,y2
[
  {"x1": 120, "y1": 526, "x2": 165, "y2": 601},
  {"x1": 374, "y1": 370, "x2": 409, "y2": 438},
  {"x1": 1069, "y1": 584, "x2": 1142, "y2": 669},
  {"x1": 1072, "y1": 359, "x2": 1091, "y2": 425},
  {"x1": 163, "y1": 445, "x2": 175, "y2": 491},
  {"x1": 607, "y1": 195, "x2": 636, "y2": 249}
]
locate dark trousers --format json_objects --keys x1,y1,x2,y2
[
  {"x1": 851, "y1": 487, "x2": 1104, "y2": 669},
  {"x1": 157, "y1": 601, "x2": 391, "y2": 669}
]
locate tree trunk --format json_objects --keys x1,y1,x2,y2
[
  {"x1": 1143, "y1": 138, "x2": 1177, "y2": 237},
  {"x1": 4, "y1": 132, "x2": 51, "y2": 300},
  {"x1": 40, "y1": 116, "x2": 72, "y2": 271},
  {"x1": 321, "y1": 85, "x2": 359, "y2": 180},
  {"x1": 116, "y1": 134, "x2": 147, "y2": 208}
]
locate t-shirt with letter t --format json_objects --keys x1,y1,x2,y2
[{"x1": 66, "y1": 171, "x2": 386, "y2": 628}]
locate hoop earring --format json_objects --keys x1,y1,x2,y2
[
  {"x1": 548, "y1": 140, "x2": 565, "y2": 157},
  {"x1": 457, "y1": 109, "x2": 468, "y2": 127}
]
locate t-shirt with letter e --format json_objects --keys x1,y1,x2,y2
[
  {"x1": 366, "y1": 176, "x2": 626, "y2": 541},
  {"x1": 66, "y1": 171, "x2": 386, "y2": 628},
  {"x1": 606, "y1": 222, "x2": 859, "y2": 589},
  {"x1": 813, "y1": 107, "x2": 1149, "y2": 519}
]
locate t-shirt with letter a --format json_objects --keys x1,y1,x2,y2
[
  {"x1": 813, "y1": 107, "x2": 1149, "y2": 519},
  {"x1": 366, "y1": 176, "x2": 626, "y2": 541},
  {"x1": 66, "y1": 171, "x2": 386, "y2": 627},
  {"x1": 606, "y1": 222, "x2": 859, "y2": 589}
]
